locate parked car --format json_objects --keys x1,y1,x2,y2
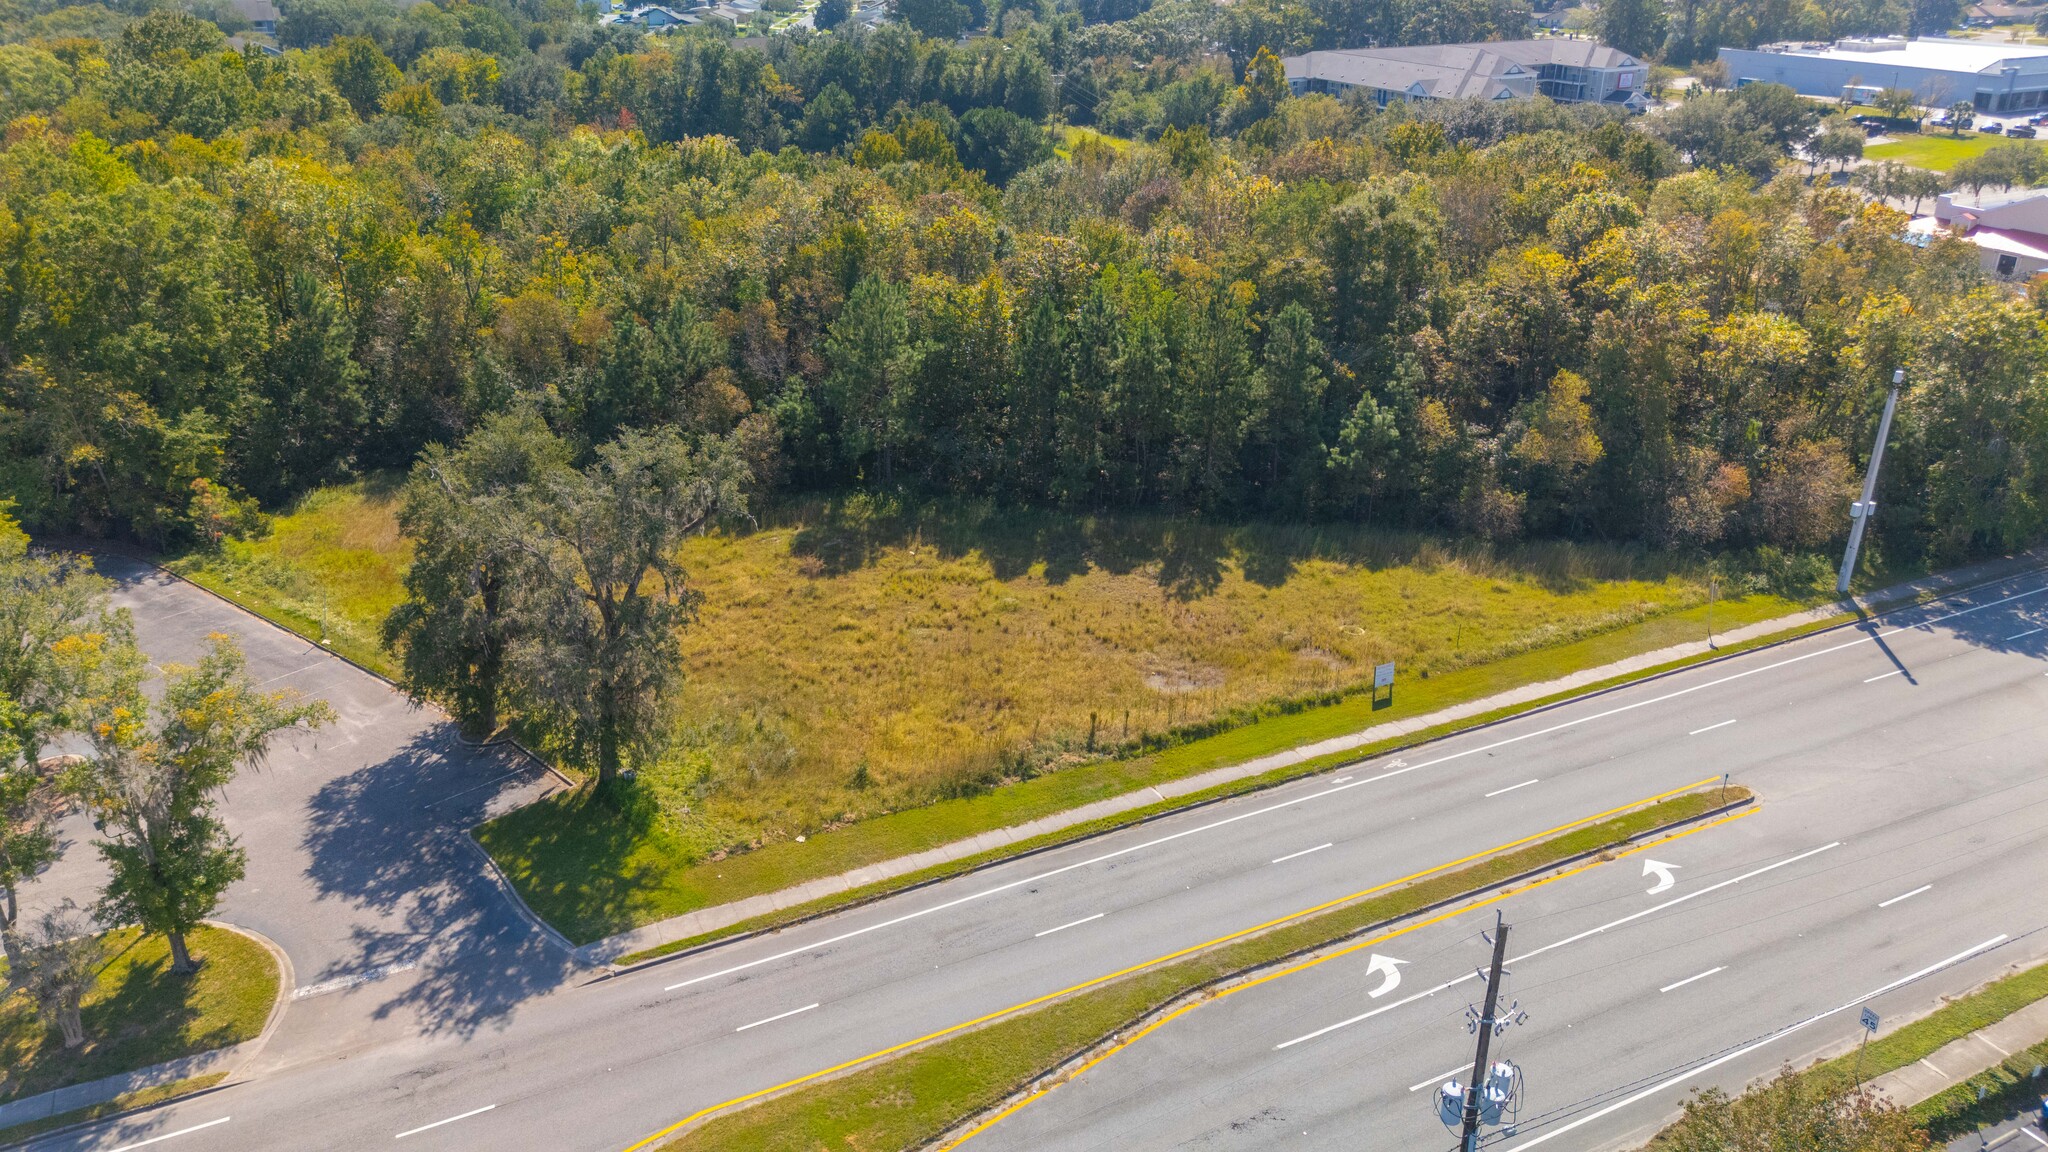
[
  {"x1": 2030, "y1": 111, "x2": 2048, "y2": 125},
  {"x1": 2008, "y1": 124, "x2": 2038, "y2": 137},
  {"x1": 1980, "y1": 122, "x2": 2007, "y2": 134}
]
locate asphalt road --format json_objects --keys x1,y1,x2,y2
[{"x1": 14, "y1": 564, "x2": 2048, "y2": 1152}]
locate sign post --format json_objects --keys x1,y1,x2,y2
[{"x1": 1373, "y1": 661, "x2": 1396, "y2": 708}]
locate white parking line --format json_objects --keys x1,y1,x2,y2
[
  {"x1": 2006, "y1": 627, "x2": 2043, "y2": 640},
  {"x1": 107, "y1": 1118, "x2": 230, "y2": 1152},
  {"x1": 293, "y1": 961, "x2": 418, "y2": 1000},
  {"x1": 1864, "y1": 669, "x2": 1905, "y2": 682},
  {"x1": 659, "y1": 585, "x2": 2045, "y2": 995},
  {"x1": 1509, "y1": 935, "x2": 2011, "y2": 1147},
  {"x1": 2020, "y1": 1125, "x2": 2047, "y2": 1146},
  {"x1": 1879, "y1": 884, "x2": 1932, "y2": 908},
  {"x1": 396, "y1": 1105, "x2": 496, "y2": 1139},
  {"x1": 1035, "y1": 913, "x2": 1106, "y2": 937},
  {"x1": 1660, "y1": 966, "x2": 1725, "y2": 993},
  {"x1": 735, "y1": 1003, "x2": 820, "y2": 1032},
  {"x1": 1688, "y1": 720, "x2": 1737, "y2": 736},
  {"x1": 1484, "y1": 779, "x2": 1540, "y2": 799}
]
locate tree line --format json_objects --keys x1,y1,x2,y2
[{"x1": 0, "y1": 0, "x2": 2042, "y2": 742}]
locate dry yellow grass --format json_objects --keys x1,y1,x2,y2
[{"x1": 173, "y1": 483, "x2": 1756, "y2": 860}]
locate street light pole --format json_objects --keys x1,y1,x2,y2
[{"x1": 1837, "y1": 367, "x2": 1906, "y2": 597}]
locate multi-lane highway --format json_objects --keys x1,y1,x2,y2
[{"x1": 17, "y1": 564, "x2": 2048, "y2": 1152}]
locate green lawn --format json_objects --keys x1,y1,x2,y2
[
  {"x1": 652, "y1": 787, "x2": 1743, "y2": 1152},
  {"x1": 0, "y1": 925, "x2": 279, "y2": 1103},
  {"x1": 1866, "y1": 131, "x2": 2048, "y2": 172}
]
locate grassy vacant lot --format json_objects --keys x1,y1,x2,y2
[
  {"x1": 176, "y1": 484, "x2": 1786, "y2": 843},
  {"x1": 170, "y1": 482, "x2": 1832, "y2": 942},
  {"x1": 650, "y1": 787, "x2": 1744, "y2": 1152},
  {"x1": 1866, "y1": 131, "x2": 2048, "y2": 171},
  {"x1": 0, "y1": 924, "x2": 278, "y2": 1103}
]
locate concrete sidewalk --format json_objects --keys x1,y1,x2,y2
[
  {"x1": 1871, "y1": 996, "x2": 2048, "y2": 1109},
  {"x1": 576, "y1": 551, "x2": 2048, "y2": 965}
]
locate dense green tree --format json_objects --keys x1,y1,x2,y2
[
  {"x1": 896, "y1": 0, "x2": 969, "y2": 39},
  {"x1": 1597, "y1": 0, "x2": 1667, "y2": 57},
  {"x1": 384, "y1": 409, "x2": 571, "y2": 739},
  {"x1": 68, "y1": 634, "x2": 331, "y2": 972},
  {"x1": 507, "y1": 430, "x2": 751, "y2": 788},
  {"x1": 1661, "y1": 1074, "x2": 1928, "y2": 1151},
  {"x1": 825, "y1": 277, "x2": 922, "y2": 483}
]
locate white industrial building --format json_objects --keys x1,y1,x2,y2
[{"x1": 1719, "y1": 36, "x2": 2048, "y2": 114}]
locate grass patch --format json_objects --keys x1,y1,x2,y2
[
  {"x1": 1865, "y1": 131, "x2": 2048, "y2": 172},
  {"x1": 0, "y1": 925, "x2": 278, "y2": 1104},
  {"x1": 166, "y1": 478, "x2": 409, "y2": 680},
  {"x1": 1055, "y1": 127, "x2": 1133, "y2": 158},
  {"x1": 487, "y1": 585, "x2": 1805, "y2": 945},
  {"x1": 0, "y1": 1072, "x2": 228, "y2": 1147},
  {"x1": 652, "y1": 787, "x2": 1746, "y2": 1152}
]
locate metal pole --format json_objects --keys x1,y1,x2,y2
[
  {"x1": 1837, "y1": 367, "x2": 1906, "y2": 596},
  {"x1": 1461, "y1": 912, "x2": 1512, "y2": 1151}
]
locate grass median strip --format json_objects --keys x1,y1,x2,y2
[{"x1": 634, "y1": 781, "x2": 1750, "y2": 1152}]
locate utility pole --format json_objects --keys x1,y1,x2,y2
[
  {"x1": 1837, "y1": 367, "x2": 1906, "y2": 597},
  {"x1": 1461, "y1": 912, "x2": 1512, "y2": 1152}
]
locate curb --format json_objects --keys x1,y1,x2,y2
[
  {"x1": 597, "y1": 553, "x2": 2046, "y2": 975},
  {"x1": 0, "y1": 920, "x2": 292, "y2": 1147},
  {"x1": 210, "y1": 919, "x2": 296, "y2": 1080},
  {"x1": 456, "y1": 829, "x2": 584, "y2": 959}
]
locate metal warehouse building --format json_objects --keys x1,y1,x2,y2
[{"x1": 1718, "y1": 36, "x2": 2048, "y2": 114}]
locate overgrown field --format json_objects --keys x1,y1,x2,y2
[{"x1": 172, "y1": 481, "x2": 1823, "y2": 867}]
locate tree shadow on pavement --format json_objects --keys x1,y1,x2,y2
[{"x1": 299, "y1": 726, "x2": 577, "y2": 1040}]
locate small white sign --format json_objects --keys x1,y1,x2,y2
[{"x1": 1373, "y1": 661, "x2": 1396, "y2": 690}]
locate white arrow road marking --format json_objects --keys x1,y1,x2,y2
[
  {"x1": 1642, "y1": 858, "x2": 1680, "y2": 895},
  {"x1": 1275, "y1": 842, "x2": 1840, "y2": 1050},
  {"x1": 1365, "y1": 953, "x2": 1408, "y2": 998}
]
